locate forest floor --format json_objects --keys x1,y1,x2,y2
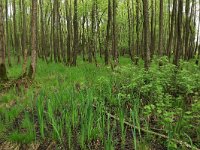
[{"x1": 0, "y1": 57, "x2": 200, "y2": 150}]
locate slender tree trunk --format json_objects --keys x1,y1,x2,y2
[
  {"x1": 28, "y1": 0, "x2": 37, "y2": 79},
  {"x1": 13, "y1": 0, "x2": 20, "y2": 64},
  {"x1": 167, "y1": 0, "x2": 177, "y2": 59},
  {"x1": 135, "y1": 0, "x2": 140, "y2": 65},
  {"x1": 72, "y1": 0, "x2": 78, "y2": 66},
  {"x1": 60, "y1": 16, "x2": 66, "y2": 64},
  {"x1": 0, "y1": 1, "x2": 7, "y2": 80},
  {"x1": 53, "y1": 0, "x2": 59, "y2": 62},
  {"x1": 150, "y1": 0, "x2": 155, "y2": 58},
  {"x1": 127, "y1": 0, "x2": 133, "y2": 61},
  {"x1": 105, "y1": 0, "x2": 111, "y2": 65},
  {"x1": 22, "y1": 0, "x2": 27, "y2": 75},
  {"x1": 188, "y1": 0, "x2": 195, "y2": 60},
  {"x1": 184, "y1": 0, "x2": 190, "y2": 60},
  {"x1": 66, "y1": 0, "x2": 72, "y2": 65},
  {"x1": 174, "y1": 0, "x2": 183, "y2": 66},
  {"x1": 89, "y1": 0, "x2": 96, "y2": 63},
  {"x1": 81, "y1": 0, "x2": 86, "y2": 61},
  {"x1": 142, "y1": 0, "x2": 151, "y2": 69},
  {"x1": 39, "y1": 0, "x2": 46, "y2": 61},
  {"x1": 19, "y1": 0, "x2": 23, "y2": 58},
  {"x1": 159, "y1": 0, "x2": 164, "y2": 56},
  {"x1": 5, "y1": 0, "x2": 11, "y2": 67},
  {"x1": 112, "y1": 0, "x2": 117, "y2": 61},
  {"x1": 196, "y1": 0, "x2": 200, "y2": 59}
]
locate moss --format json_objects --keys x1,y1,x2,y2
[{"x1": 0, "y1": 63, "x2": 8, "y2": 81}]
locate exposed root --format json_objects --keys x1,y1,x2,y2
[{"x1": 0, "y1": 77, "x2": 32, "y2": 94}]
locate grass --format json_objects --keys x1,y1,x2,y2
[{"x1": 0, "y1": 56, "x2": 200, "y2": 149}]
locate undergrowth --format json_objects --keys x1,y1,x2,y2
[{"x1": 0, "y1": 57, "x2": 199, "y2": 149}]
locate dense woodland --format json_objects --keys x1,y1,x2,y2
[{"x1": 0, "y1": 0, "x2": 200, "y2": 149}]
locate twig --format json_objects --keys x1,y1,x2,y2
[{"x1": 93, "y1": 105, "x2": 200, "y2": 150}]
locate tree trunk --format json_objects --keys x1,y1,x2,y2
[
  {"x1": 0, "y1": 1, "x2": 7, "y2": 80},
  {"x1": 142, "y1": 0, "x2": 151, "y2": 69},
  {"x1": 174, "y1": 0, "x2": 183, "y2": 66},
  {"x1": 39, "y1": 0, "x2": 47, "y2": 61},
  {"x1": 135, "y1": 0, "x2": 140, "y2": 65},
  {"x1": 159, "y1": 0, "x2": 164, "y2": 56},
  {"x1": 105, "y1": 0, "x2": 111, "y2": 65},
  {"x1": 150, "y1": 0, "x2": 155, "y2": 58},
  {"x1": 5, "y1": 0, "x2": 11, "y2": 67},
  {"x1": 127, "y1": 0, "x2": 133, "y2": 61},
  {"x1": 72, "y1": 0, "x2": 78, "y2": 66},
  {"x1": 66, "y1": 0, "x2": 72, "y2": 65},
  {"x1": 13, "y1": 0, "x2": 20, "y2": 64},
  {"x1": 112, "y1": 0, "x2": 117, "y2": 61},
  {"x1": 184, "y1": 0, "x2": 190, "y2": 60},
  {"x1": 22, "y1": 0, "x2": 27, "y2": 75},
  {"x1": 167, "y1": 0, "x2": 177, "y2": 59},
  {"x1": 53, "y1": 0, "x2": 60, "y2": 62},
  {"x1": 28, "y1": 0, "x2": 37, "y2": 79}
]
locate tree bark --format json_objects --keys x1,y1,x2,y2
[
  {"x1": 135, "y1": 0, "x2": 140, "y2": 65},
  {"x1": 13, "y1": 0, "x2": 20, "y2": 64},
  {"x1": 28, "y1": 0, "x2": 37, "y2": 79},
  {"x1": 167, "y1": 0, "x2": 177, "y2": 59},
  {"x1": 159, "y1": 0, "x2": 164, "y2": 56},
  {"x1": 22, "y1": 0, "x2": 28, "y2": 75},
  {"x1": 5, "y1": 0, "x2": 11, "y2": 67},
  {"x1": 112, "y1": 0, "x2": 117, "y2": 61},
  {"x1": 174, "y1": 0, "x2": 183, "y2": 66},
  {"x1": 105, "y1": 0, "x2": 112, "y2": 65},
  {"x1": 0, "y1": 1, "x2": 7, "y2": 80},
  {"x1": 142, "y1": 0, "x2": 151, "y2": 69},
  {"x1": 72, "y1": 0, "x2": 78, "y2": 66}
]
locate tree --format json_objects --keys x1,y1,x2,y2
[
  {"x1": 22, "y1": 0, "x2": 27, "y2": 75},
  {"x1": 142, "y1": 0, "x2": 151, "y2": 69},
  {"x1": 150, "y1": 0, "x2": 155, "y2": 58},
  {"x1": 72, "y1": 0, "x2": 78, "y2": 66},
  {"x1": 112, "y1": 0, "x2": 117, "y2": 61},
  {"x1": 159, "y1": 0, "x2": 163, "y2": 56},
  {"x1": 167, "y1": 0, "x2": 177, "y2": 59},
  {"x1": 174, "y1": 0, "x2": 183, "y2": 66},
  {"x1": 28, "y1": 0, "x2": 38, "y2": 79},
  {"x1": 13, "y1": 0, "x2": 20, "y2": 64},
  {"x1": 5, "y1": 0, "x2": 11, "y2": 66},
  {"x1": 105, "y1": 0, "x2": 112, "y2": 65},
  {"x1": 53, "y1": 0, "x2": 60, "y2": 62},
  {"x1": 89, "y1": 0, "x2": 96, "y2": 63},
  {"x1": 39, "y1": 0, "x2": 46, "y2": 61},
  {"x1": 184, "y1": 0, "x2": 190, "y2": 60},
  {"x1": 135, "y1": 0, "x2": 140, "y2": 65},
  {"x1": 66, "y1": 0, "x2": 72, "y2": 65},
  {"x1": 127, "y1": 0, "x2": 133, "y2": 61},
  {"x1": 0, "y1": 0, "x2": 7, "y2": 80}
]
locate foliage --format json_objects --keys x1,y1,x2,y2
[{"x1": 0, "y1": 57, "x2": 200, "y2": 149}]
